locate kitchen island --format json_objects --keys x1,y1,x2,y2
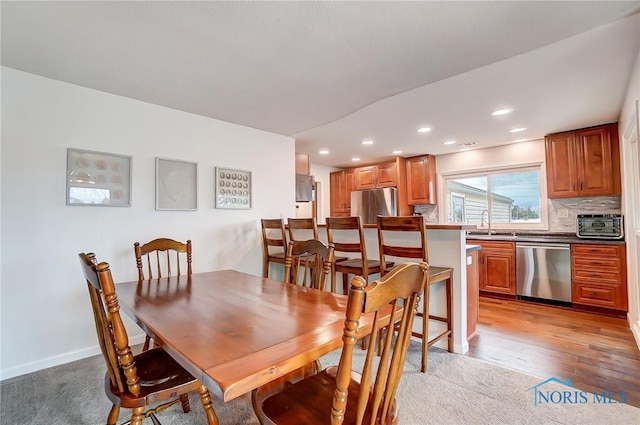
[
  {"x1": 288, "y1": 222, "x2": 477, "y2": 354},
  {"x1": 357, "y1": 223, "x2": 476, "y2": 354}
]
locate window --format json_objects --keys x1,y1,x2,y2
[
  {"x1": 443, "y1": 166, "x2": 545, "y2": 229},
  {"x1": 451, "y1": 193, "x2": 466, "y2": 223}
]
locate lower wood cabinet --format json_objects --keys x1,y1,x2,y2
[
  {"x1": 467, "y1": 240, "x2": 516, "y2": 296},
  {"x1": 571, "y1": 243, "x2": 627, "y2": 312}
]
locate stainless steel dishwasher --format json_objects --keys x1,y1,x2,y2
[{"x1": 516, "y1": 242, "x2": 571, "y2": 304}]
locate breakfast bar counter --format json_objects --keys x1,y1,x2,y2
[{"x1": 304, "y1": 222, "x2": 476, "y2": 354}]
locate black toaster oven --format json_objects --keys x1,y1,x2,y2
[{"x1": 576, "y1": 214, "x2": 624, "y2": 240}]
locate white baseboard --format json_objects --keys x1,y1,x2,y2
[
  {"x1": 0, "y1": 334, "x2": 146, "y2": 381},
  {"x1": 630, "y1": 317, "x2": 640, "y2": 351}
]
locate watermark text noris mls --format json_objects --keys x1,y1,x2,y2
[{"x1": 529, "y1": 377, "x2": 627, "y2": 406}]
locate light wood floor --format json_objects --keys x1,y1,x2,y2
[{"x1": 465, "y1": 297, "x2": 640, "y2": 408}]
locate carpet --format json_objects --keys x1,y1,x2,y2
[{"x1": 2, "y1": 342, "x2": 638, "y2": 424}]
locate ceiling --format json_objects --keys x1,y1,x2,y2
[{"x1": 2, "y1": 1, "x2": 639, "y2": 168}]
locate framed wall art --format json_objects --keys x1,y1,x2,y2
[
  {"x1": 156, "y1": 158, "x2": 198, "y2": 211},
  {"x1": 215, "y1": 167, "x2": 252, "y2": 209},
  {"x1": 66, "y1": 148, "x2": 132, "y2": 207}
]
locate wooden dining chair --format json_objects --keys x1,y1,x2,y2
[
  {"x1": 377, "y1": 215, "x2": 453, "y2": 373},
  {"x1": 78, "y1": 252, "x2": 219, "y2": 425},
  {"x1": 284, "y1": 239, "x2": 335, "y2": 291},
  {"x1": 252, "y1": 262, "x2": 429, "y2": 425},
  {"x1": 326, "y1": 216, "x2": 394, "y2": 294},
  {"x1": 261, "y1": 219, "x2": 288, "y2": 278},
  {"x1": 134, "y1": 237, "x2": 192, "y2": 281},
  {"x1": 134, "y1": 237, "x2": 192, "y2": 350},
  {"x1": 287, "y1": 217, "x2": 348, "y2": 284},
  {"x1": 286, "y1": 217, "x2": 319, "y2": 242}
]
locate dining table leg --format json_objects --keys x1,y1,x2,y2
[{"x1": 198, "y1": 385, "x2": 220, "y2": 425}]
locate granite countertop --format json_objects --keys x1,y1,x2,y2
[
  {"x1": 360, "y1": 223, "x2": 477, "y2": 230},
  {"x1": 465, "y1": 232, "x2": 625, "y2": 245}
]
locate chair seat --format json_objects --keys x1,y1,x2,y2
[
  {"x1": 268, "y1": 252, "x2": 286, "y2": 260},
  {"x1": 428, "y1": 266, "x2": 453, "y2": 283},
  {"x1": 106, "y1": 348, "x2": 201, "y2": 409},
  {"x1": 260, "y1": 366, "x2": 397, "y2": 425},
  {"x1": 335, "y1": 258, "x2": 393, "y2": 272}
]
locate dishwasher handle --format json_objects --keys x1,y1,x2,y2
[{"x1": 516, "y1": 242, "x2": 570, "y2": 250}]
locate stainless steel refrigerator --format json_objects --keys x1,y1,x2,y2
[{"x1": 350, "y1": 188, "x2": 397, "y2": 225}]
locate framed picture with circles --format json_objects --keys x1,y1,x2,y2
[
  {"x1": 66, "y1": 148, "x2": 132, "y2": 207},
  {"x1": 215, "y1": 167, "x2": 252, "y2": 210}
]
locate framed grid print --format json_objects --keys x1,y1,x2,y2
[{"x1": 215, "y1": 167, "x2": 252, "y2": 209}]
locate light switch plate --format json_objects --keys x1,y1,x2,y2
[{"x1": 558, "y1": 209, "x2": 569, "y2": 218}]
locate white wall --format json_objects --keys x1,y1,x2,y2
[
  {"x1": 310, "y1": 162, "x2": 339, "y2": 223},
  {"x1": 618, "y1": 47, "x2": 640, "y2": 347},
  {"x1": 436, "y1": 138, "x2": 545, "y2": 174},
  {"x1": 0, "y1": 68, "x2": 296, "y2": 378}
]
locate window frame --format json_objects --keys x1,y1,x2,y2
[
  {"x1": 450, "y1": 192, "x2": 466, "y2": 223},
  {"x1": 439, "y1": 162, "x2": 548, "y2": 231}
]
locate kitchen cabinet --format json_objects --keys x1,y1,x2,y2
[
  {"x1": 468, "y1": 240, "x2": 516, "y2": 296},
  {"x1": 572, "y1": 243, "x2": 627, "y2": 312},
  {"x1": 329, "y1": 169, "x2": 355, "y2": 217},
  {"x1": 330, "y1": 157, "x2": 411, "y2": 217},
  {"x1": 354, "y1": 161, "x2": 397, "y2": 189},
  {"x1": 545, "y1": 123, "x2": 621, "y2": 198},
  {"x1": 406, "y1": 155, "x2": 437, "y2": 205}
]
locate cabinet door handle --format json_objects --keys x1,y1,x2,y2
[
  {"x1": 573, "y1": 183, "x2": 576, "y2": 191},
  {"x1": 580, "y1": 182, "x2": 583, "y2": 191}
]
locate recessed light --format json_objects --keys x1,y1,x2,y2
[
  {"x1": 417, "y1": 127, "x2": 431, "y2": 133},
  {"x1": 362, "y1": 140, "x2": 374, "y2": 145},
  {"x1": 491, "y1": 108, "x2": 513, "y2": 116},
  {"x1": 352, "y1": 157, "x2": 361, "y2": 162},
  {"x1": 510, "y1": 127, "x2": 527, "y2": 133},
  {"x1": 318, "y1": 149, "x2": 329, "y2": 154},
  {"x1": 392, "y1": 150, "x2": 402, "y2": 155},
  {"x1": 443, "y1": 140, "x2": 456, "y2": 145}
]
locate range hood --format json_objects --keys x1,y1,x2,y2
[{"x1": 295, "y1": 174, "x2": 314, "y2": 202}]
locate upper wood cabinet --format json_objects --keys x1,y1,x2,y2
[
  {"x1": 329, "y1": 169, "x2": 355, "y2": 217},
  {"x1": 330, "y1": 157, "x2": 411, "y2": 217},
  {"x1": 545, "y1": 123, "x2": 621, "y2": 198},
  {"x1": 405, "y1": 155, "x2": 437, "y2": 205},
  {"x1": 354, "y1": 161, "x2": 397, "y2": 189}
]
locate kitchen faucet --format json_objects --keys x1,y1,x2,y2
[{"x1": 480, "y1": 208, "x2": 492, "y2": 235}]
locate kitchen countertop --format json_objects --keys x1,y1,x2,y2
[
  {"x1": 360, "y1": 223, "x2": 477, "y2": 230},
  {"x1": 466, "y1": 232, "x2": 625, "y2": 245},
  {"x1": 466, "y1": 244, "x2": 482, "y2": 252}
]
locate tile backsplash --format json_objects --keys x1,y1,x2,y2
[
  {"x1": 414, "y1": 196, "x2": 622, "y2": 232},
  {"x1": 548, "y1": 196, "x2": 621, "y2": 233},
  {"x1": 413, "y1": 204, "x2": 439, "y2": 223}
]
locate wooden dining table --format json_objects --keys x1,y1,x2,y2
[{"x1": 116, "y1": 269, "x2": 386, "y2": 404}]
